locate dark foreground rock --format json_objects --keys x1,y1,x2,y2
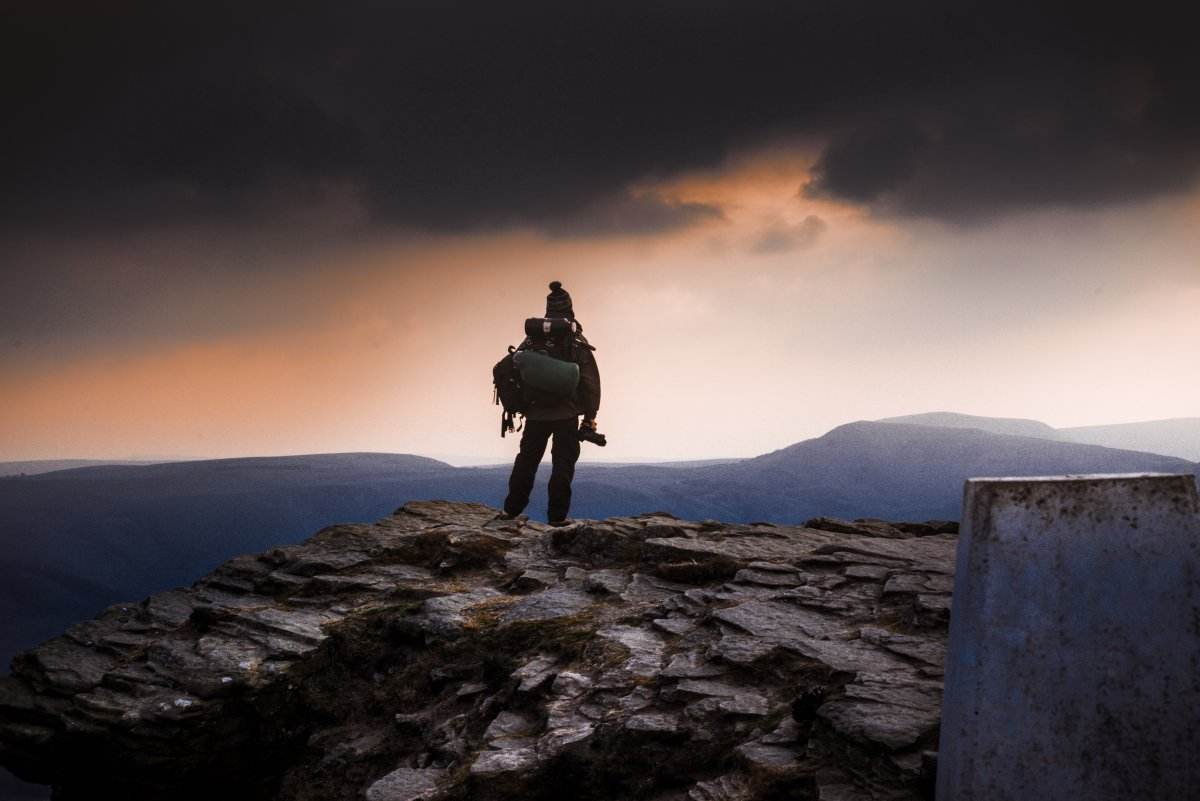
[{"x1": 0, "y1": 501, "x2": 956, "y2": 800}]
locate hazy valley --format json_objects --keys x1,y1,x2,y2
[{"x1": 2, "y1": 413, "x2": 1197, "y2": 674}]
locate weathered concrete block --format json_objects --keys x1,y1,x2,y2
[{"x1": 938, "y1": 474, "x2": 1200, "y2": 801}]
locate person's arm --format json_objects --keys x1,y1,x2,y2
[{"x1": 578, "y1": 349, "x2": 601, "y2": 423}]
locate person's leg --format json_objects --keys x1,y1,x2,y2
[
  {"x1": 547, "y1": 418, "x2": 582, "y2": 522},
  {"x1": 504, "y1": 420, "x2": 551, "y2": 516}
]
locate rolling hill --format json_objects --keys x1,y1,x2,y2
[
  {"x1": 879, "y1": 411, "x2": 1200, "y2": 462},
  {"x1": 1058, "y1": 417, "x2": 1200, "y2": 462},
  {"x1": 878, "y1": 411, "x2": 1060, "y2": 439},
  {"x1": 694, "y1": 420, "x2": 1194, "y2": 521},
  {"x1": 1, "y1": 424, "x2": 1196, "y2": 673},
  {"x1": 0, "y1": 459, "x2": 166, "y2": 477}
]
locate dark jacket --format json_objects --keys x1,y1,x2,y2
[{"x1": 520, "y1": 329, "x2": 601, "y2": 422}]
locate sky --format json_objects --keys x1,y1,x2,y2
[{"x1": 2, "y1": 1, "x2": 1198, "y2": 464}]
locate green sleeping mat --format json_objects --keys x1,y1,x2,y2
[{"x1": 513, "y1": 350, "x2": 579, "y2": 397}]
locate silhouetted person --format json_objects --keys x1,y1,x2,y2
[{"x1": 501, "y1": 282, "x2": 601, "y2": 525}]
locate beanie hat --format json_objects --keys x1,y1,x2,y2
[{"x1": 545, "y1": 280, "x2": 574, "y2": 319}]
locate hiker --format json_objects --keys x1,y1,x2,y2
[{"x1": 496, "y1": 281, "x2": 602, "y2": 525}]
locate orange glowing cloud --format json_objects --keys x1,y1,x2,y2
[{"x1": 2, "y1": 147, "x2": 1198, "y2": 463}]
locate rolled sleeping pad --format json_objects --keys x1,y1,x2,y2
[
  {"x1": 524, "y1": 317, "x2": 577, "y2": 339},
  {"x1": 512, "y1": 350, "x2": 580, "y2": 397}
]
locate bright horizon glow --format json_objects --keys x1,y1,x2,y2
[
  {"x1": 5, "y1": 407, "x2": 1200, "y2": 467},
  {"x1": 3, "y1": 148, "x2": 1198, "y2": 464}
]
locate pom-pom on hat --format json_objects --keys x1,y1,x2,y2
[{"x1": 545, "y1": 280, "x2": 574, "y2": 319}]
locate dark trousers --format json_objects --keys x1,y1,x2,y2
[{"x1": 504, "y1": 417, "x2": 580, "y2": 522}]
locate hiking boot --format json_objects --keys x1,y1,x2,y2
[{"x1": 547, "y1": 518, "x2": 573, "y2": 527}]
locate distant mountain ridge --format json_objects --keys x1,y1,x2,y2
[
  {"x1": 2, "y1": 418, "x2": 1196, "y2": 676},
  {"x1": 878, "y1": 411, "x2": 1059, "y2": 439},
  {"x1": 0, "y1": 459, "x2": 167, "y2": 477},
  {"x1": 685, "y1": 420, "x2": 1194, "y2": 522},
  {"x1": 878, "y1": 411, "x2": 1200, "y2": 461},
  {"x1": 1057, "y1": 417, "x2": 1200, "y2": 462}
]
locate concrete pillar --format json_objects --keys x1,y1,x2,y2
[{"x1": 937, "y1": 474, "x2": 1200, "y2": 801}]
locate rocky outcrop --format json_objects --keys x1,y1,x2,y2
[{"x1": 0, "y1": 501, "x2": 957, "y2": 800}]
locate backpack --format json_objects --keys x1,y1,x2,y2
[
  {"x1": 492, "y1": 347, "x2": 525, "y2": 437},
  {"x1": 492, "y1": 318, "x2": 587, "y2": 437}
]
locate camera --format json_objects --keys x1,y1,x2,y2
[{"x1": 578, "y1": 420, "x2": 607, "y2": 447}]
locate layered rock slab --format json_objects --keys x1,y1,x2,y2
[{"x1": 0, "y1": 500, "x2": 956, "y2": 800}]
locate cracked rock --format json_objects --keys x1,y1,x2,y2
[{"x1": 0, "y1": 499, "x2": 954, "y2": 801}]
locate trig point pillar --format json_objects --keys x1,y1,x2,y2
[{"x1": 937, "y1": 473, "x2": 1200, "y2": 801}]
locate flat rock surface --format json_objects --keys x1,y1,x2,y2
[{"x1": 0, "y1": 500, "x2": 955, "y2": 800}]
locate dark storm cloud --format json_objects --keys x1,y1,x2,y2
[
  {"x1": 802, "y1": 74, "x2": 1200, "y2": 221},
  {"x1": 542, "y1": 192, "x2": 724, "y2": 239},
  {"x1": 3, "y1": 1, "x2": 1199, "y2": 232}
]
